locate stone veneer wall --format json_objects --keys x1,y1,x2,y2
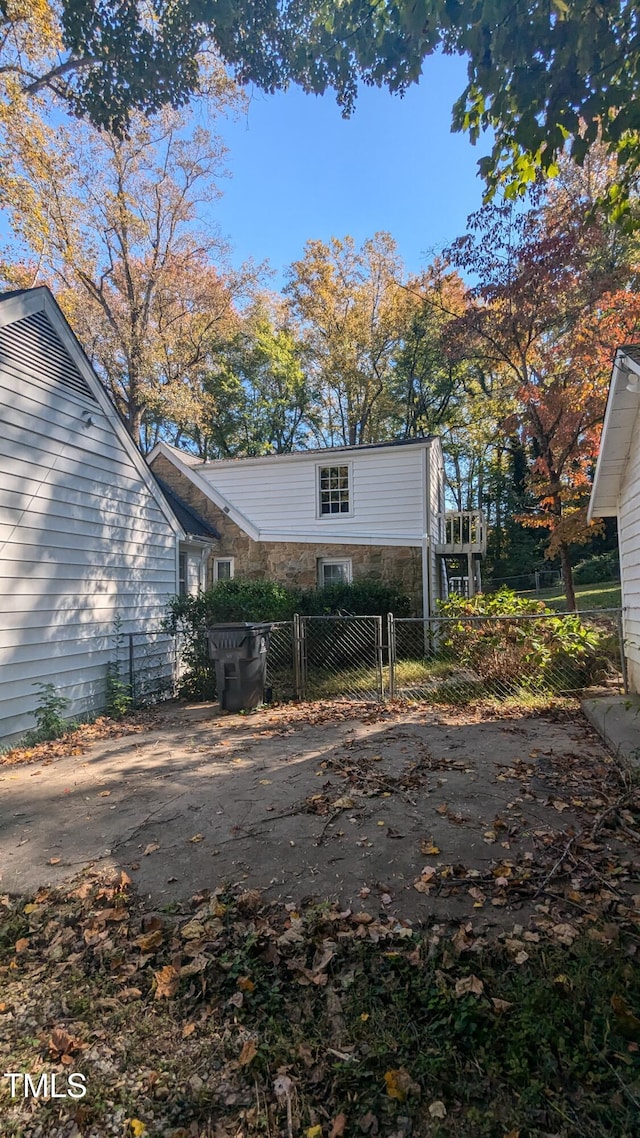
[{"x1": 151, "y1": 453, "x2": 424, "y2": 612}]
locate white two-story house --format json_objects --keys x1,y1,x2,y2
[{"x1": 149, "y1": 439, "x2": 486, "y2": 616}]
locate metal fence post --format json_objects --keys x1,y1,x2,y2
[
  {"x1": 375, "y1": 615, "x2": 384, "y2": 701},
  {"x1": 387, "y1": 612, "x2": 396, "y2": 699},
  {"x1": 128, "y1": 633, "x2": 135, "y2": 704},
  {"x1": 293, "y1": 613, "x2": 306, "y2": 700}
]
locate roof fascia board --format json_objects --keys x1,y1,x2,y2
[
  {"x1": 196, "y1": 436, "x2": 434, "y2": 473},
  {"x1": 154, "y1": 441, "x2": 260, "y2": 541},
  {"x1": 0, "y1": 288, "x2": 48, "y2": 330},
  {"x1": 588, "y1": 349, "x2": 639, "y2": 521}
]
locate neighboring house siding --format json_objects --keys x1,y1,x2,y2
[
  {"x1": 0, "y1": 317, "x2": 178, "y2": 741},
  {"x1": 195, "y1": 445, "x2": 430, "y2": 542},
  {"x1": 150, "y1": 454, "x2": 424, "y2": 609},
  {"x1": 618, "y1": 411, "x2": 640, "y2": 691}
]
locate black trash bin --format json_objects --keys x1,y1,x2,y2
[{"x1": 207, "y1": 622, "x2": 272, "y2": 712}]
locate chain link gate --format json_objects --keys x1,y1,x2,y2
[{"x1": 294, "y1": 614, "x2": 384, "y2": 701}]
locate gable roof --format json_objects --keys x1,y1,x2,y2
[
  {"x1": 588, "y1": 346, "x2": 640, "y2": 520},
  {"x1": 154, "y1": 476, "x2": 219, "y2": 542},
  {"x1": 0, "y1": 286, "x2": 184, "y2": 539}
]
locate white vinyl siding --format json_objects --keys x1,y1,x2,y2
[
  {"x1": 618, "y1": 409, "x2": 640, "y2": 691},
  {"x1": 196, "y1": 443, "x2": 433, "y2": 544},
  {"x1": 0, "y1": 317, "x2": 179, "y2": 742}
]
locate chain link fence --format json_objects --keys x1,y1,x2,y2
[
  {"x1": 126, "y1": 630, "x2": 177, "y2": 707},
  {"x1": 170, "y1": 608, "x2": 626, "y2": 709},
  {"x1": 389, "y1": 609, "x2": 625, "y2": 704}
]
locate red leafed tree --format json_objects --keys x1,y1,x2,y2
[{"x1": 445, "y1": 178, "x2": 640, "y2": 609}]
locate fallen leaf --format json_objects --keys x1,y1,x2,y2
[
  {"x1": 181, "y1": 920, "x2": 205, "y2": 940},
  {"x1": 428, "y1": 1101, "x2": 447, "y2": 1119},
  {"x1": 182, "y1": 1023, "x2": 196, "y2": 1038},
  {"x1": 49, "y1": 1027, "x2": 77, "y2": 1056},
  {"x1": 135, "y1": 929, "x2": 164, "y2": 953},
  {"x1": 455, "y1": 975, "x2": 484, "y2": 998},
  {"x1": 14, "y1": 938, "x2": 29, "y2": 953},
  {"x1": 329, "y1": 1113, "x2": 347, "y2": 1138},
  {"x1": 384, "y1": 1067, "x2": 419, "y2": 1101},
  {"x1": 129, "y1": 1122, "x2": 147, "y2": 1137},
  {"x1": 48, "y1": 857, "x2": 61, "y2": 865},
  {"x1": 332, "y1": 796, "x2": 355, "y2": 810},
  {"x1": 420, "y1": 838, "x2": 441, "y2": 856},
  {"x1": 189, "y1": 833, "x2": 204, "y2": 843},
  {"x1": 99, "y1": 790, "x2": 111, "y2": 797},
  {"x1": 492, "y1": 998, "x2": 513, "y2": 1013},
  {"x1": 154, "y1": 964, "x2": 180, "y2": 999},
  {"x1": 306, "y1": 1128, "x2": 323, "y2": 1138},
  {"x1": 238, "y1": 1039, "x2": 257, "y2": 1065},
  {"x1": 237, "y1": 976, "x2": 255, "y2": 992},
  {"x1": 143, "y1": 843, "x2": 160, "y2": 856}
]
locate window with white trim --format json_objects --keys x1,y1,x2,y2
[
  {"x1": 212, "y1": 557, "x2": 234, "y2": 583},
  {"x1": 318, "y1": 558, "x2": 352, "y2": 587},
  {"x1": 318, "y1": 464, "x2": 350, "y2": 515}
]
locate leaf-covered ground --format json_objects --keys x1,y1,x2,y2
[
  {"x1": 1, "y1": 700, "x2": 639, "y2": 1137},
  {"x1": 1, "y1": 858, "x2": 639, "y2": 1138}
]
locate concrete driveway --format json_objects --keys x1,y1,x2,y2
[{"x1": 0, "y1": 700, "x2": 623, "y2": 920}]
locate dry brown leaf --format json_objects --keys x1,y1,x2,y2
[
  {"x1": 455, "y1": 975, "x2": 484, "y2": 998},
  {"x1": 154, "y1": 964, "x2": 180, "y2": 999},
  {"x1": 135, "y1": 929, "x2": 164, "y2": 953},
  {"x1": 237, "y1": 976, "x2": 255, "y2": 992},
  {"x1": 238, "y1": 1039, "x2": 257, "y2": 1066},
  {"x1": 491, "y1": 998, "x2": 513, "y2": 1013},
  {"x1": 48, "y1": 857, "x2": 61, "y2": 865},
  {"x1": 14, "y1": 938, "x2": 29, "y2": 953},
  {"x1": 182, "y1": 1022, "x2": 196, "y2": 1038},
  {"x1": 329, "y1": 1113, "x2": 347, "y2": 1138},
  {"x1": 49, "y1": 1027, "x2": 76, "y2": 1056},
  {"x1": 189, "y1": 833, "x2": 204, "y2": 843},
  {"x1": 420, "y1": 838, "x2": 441, "y2": 856},
  {"x1": 143, "y1": 842, "x2": 160, "y2": 856}
]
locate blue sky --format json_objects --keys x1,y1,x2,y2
[{"x1": 207, "y1": 53, "x2": 488, "y2": 287}]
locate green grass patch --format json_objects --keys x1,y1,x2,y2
[{"x1": 520, "y1": 581, "x2": 622, "y2": 611}]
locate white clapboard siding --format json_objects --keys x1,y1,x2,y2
[
  {"x1": 196, "y1": 440, "x2": 434, "y2": 543},
  {"x1": 618, "y1": 404, "x2": 640, "y2": 689},
  {"x1": 0, "y1": 305, "x2": 180, "y2": 742}
]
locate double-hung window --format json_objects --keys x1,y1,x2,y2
[
  {"x1": 318, "y1": 558, "x2": 352, "y2": 587},
  {"x1": 212, "y1": 557, "x2": 234, "y2": 583},
  {"x1": 319, "y1": 464, "x2": 350, "y2": 515}
]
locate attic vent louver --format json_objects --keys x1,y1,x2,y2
[{"x1": 0, "y1": 310, "x2": 97, "y2": 402}]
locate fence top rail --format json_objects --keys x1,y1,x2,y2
[
  {"x1": 298, "y1": 613, "x2": 383, "y2": 622},
  {"x1": 394, "y1": 608, "x2": 623, "y2": 624}
]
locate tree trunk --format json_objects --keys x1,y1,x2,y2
[{"x1": 559, "y1": 542, "x2": 577, "y2": 611}]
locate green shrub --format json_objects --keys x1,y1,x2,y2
[
  {"x1": 573, "y1": 550, "x2": 620, "y2": 585},
  {"x1": 164, "y1": 577, "x2": 410, "y2": 700},
  {"x1": 436, "y1": 588, "x2": 607, "y2": 693},
  {"x1": 21, "y1": 682, "x2": 73, "y2": 745}
]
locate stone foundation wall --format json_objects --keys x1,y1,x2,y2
[{"x1": 151, "y1": 453, "x2": 424, "y2": 612}]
